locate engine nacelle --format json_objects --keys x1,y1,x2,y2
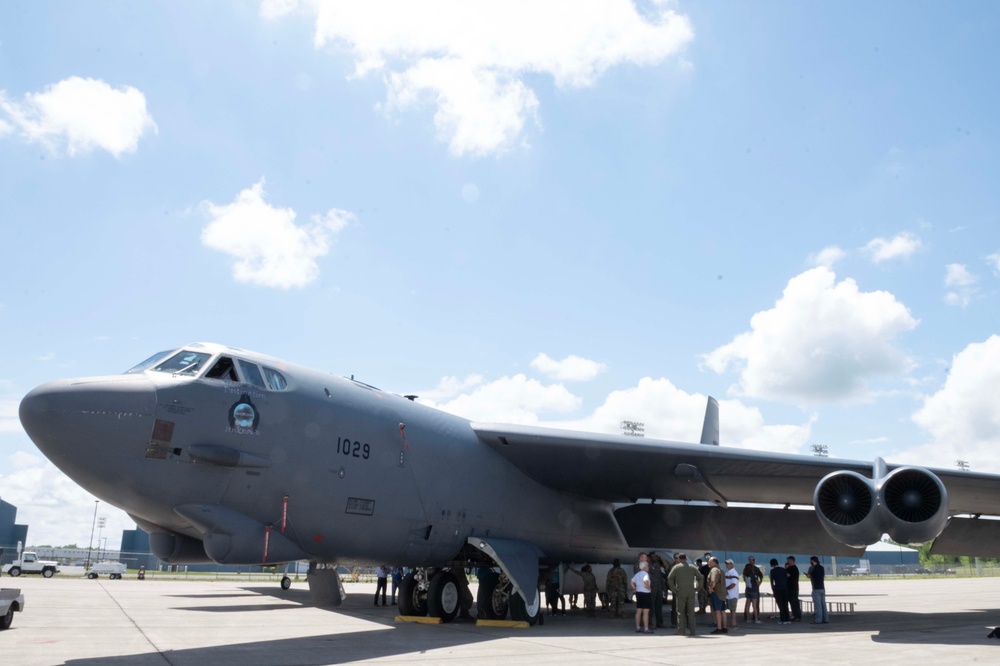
[
  {"x1": 813, "y1": 471, "x2": 883, "y2": 547},
  {"x1": 877, "y1": 466, "x2": 948, "y2": 545},
  {"x1": 148, "y1": 532, "x2": 213, "y2": 564}
]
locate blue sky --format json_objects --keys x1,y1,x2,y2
[{"x1": 2, "y1": 1, "x2": 999, "y2": 549}]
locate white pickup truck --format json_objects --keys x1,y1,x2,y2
[
  {"x1": 2, "y1": 552, "x2": 59, "y2": 578},
  {"x1": 1, "y1": 588, "x2": 25, "y2": 629},
  {"x1": 87, "y1": 561, "x2": 127, "y2": 579}
]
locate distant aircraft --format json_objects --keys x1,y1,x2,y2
[{"x1": 19, "y1": 343, "x2": 1000, "y2": 624}]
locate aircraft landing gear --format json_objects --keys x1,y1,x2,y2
[
  {"x1": 280, "y1": 576, "x2": 291, "y2": 590},
  {"x1": 426, "y1": 571, "x2": 460, "y2": 622},
  {"x1": 476, "y1": 571, "x2": 510, "y2": 620},
  {"x1": 397, "y1": 570, "x2": 429, "y2": 617}
]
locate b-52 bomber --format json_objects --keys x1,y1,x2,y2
[{"x1": 19, "y1": 342, "x2": 1000, "y2": 624}]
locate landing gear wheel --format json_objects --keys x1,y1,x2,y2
[
  {"x1": 509, "y1": 590, "x2": 540, "y2": 626},
  {"x1": 397, "y1": 572, "x2": 428, "y2": 616},
  {"x1": 476, "y1": 572, "x2": 509, "y2": 620},
  {"x1": 1, "y1": 607, "x2": 12, "y2": 630},
  {"x1": 42, "y1": 568, "x2": 54, "y2": 578},
  {"x1": 426, "y1": 571, "x2": 460, "y2": 623},
  {"x1": 280, "y1": 576, "x2": 291, "y2": 590},
  {"x1": 9, "y1": 567, "x2": 20, "y2": 577}
]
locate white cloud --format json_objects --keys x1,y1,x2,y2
[
  {"x1": 703, "y1": 267, "x2": 918, "y2": 402},
  {"x1": 200, "y1": 179, "x2": 353, "y2": 289},
  {"x1": 548, "y1": 377, "x2": 814, "y2": 454},
  {"x1": 271, "y1": 0, "x2": 693, "y2": 156},
  {"x1": 260, "y1": 0, "x2": 298, "y2": 19},
  {"x1": 985, "y1": 252, "x2": 1000, "y2": 276},
  {"x1": 810, "y1": 245, "x2": 846, "y2": 268},
  {"x1": 530, "y1": 353, "x2": 606, "y2": 381},
  {"x1": 0, "y1": 395, "x2": 23, "y2": 434},
  {"x1": 419, "y1": 374, "x2": 580, "y2": 424},
  {"x1": 895, "y1": 336, "x2": 1000, "y2": 472},
  {"x1": 944, "y1": 263, "x2": 978, "y2": 308},
  {"x1": 863, "y1": 232, "x2": 922, "y2": 263},
  {"x1": 0, "y1": 455, "x2": 135, "y2": 549},
  {"x1": 0, "y1": 76, "x2": 156, "y2": 157}
]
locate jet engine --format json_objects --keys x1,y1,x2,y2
[
  {"x1": 149, "y1": 531, "x2": 213, "y2": 564},
  {"x1": 813, "y1": 471, "x2": 883, "y2": 548},
  {"x1": 813, "y1": 464, "x2": 949, "y2": 548},
  {"x1": 877, "y1": 466, "x2": 948, "y2": 545}
]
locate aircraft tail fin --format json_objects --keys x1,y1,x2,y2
[{"x1": 699, "y1": 397, "x2": 719, "y2": 446}]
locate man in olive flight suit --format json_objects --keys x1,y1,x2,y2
[{"x1": 667, "y1": 552, "x2": 702, "y2": 636}]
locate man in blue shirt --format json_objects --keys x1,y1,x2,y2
[
  {"x1": 808, "y1": 557, "x2": 828, "y2": 624},
  {"x1": 769, "y1": 558, "x2": 790, "y2": 624}
]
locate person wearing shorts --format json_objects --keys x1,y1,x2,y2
[
  {"x1": 724, "y1": 559, "x2": 740, "y2": 628},
  {"x1": 631, "y1": 561, "x2": 653, "y2": 634},
  {"x1": 706, "y1": 557, "x2": 728, "y2": 634}
]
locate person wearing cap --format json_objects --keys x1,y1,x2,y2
[{"x1": 724, "y1": 559, "x2": 740, "y2": 629}]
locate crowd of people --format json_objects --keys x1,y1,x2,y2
[
  {"x1": 377, "y1": 551, "x2": 829, "y2": 634},
  {"x1": 556, "y1": 551, "x2": 829, "y2": 635}
]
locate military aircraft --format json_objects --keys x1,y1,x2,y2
[{"x1": 18, "y1": 342, "x2": 1000, "y2": 624}]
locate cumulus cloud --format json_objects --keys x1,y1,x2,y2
[
  {"x1": 269, "y1": 0, "x2": 693, "y2": 156},
  {"x1": 0, "y1": 76, "x2": 156, "y2": 157},
  {"x1": 260, "y1": 0, "x2": 298, "y2": 19},
  {"x1": 530, "y1": 353, "x2": 606, "y2": 381},
  {"x1": 944, "y1": 263, "x2": 978, "y2": 307},
  {"x1": 702, "y1": 267, "x2": 918, "y2": 403},
  {"x1": 419, "y1": 374, "x2": 580, "y2": 424},
  {"x1": 863, "y1": 232, "x2": 922, "y2": 263},
  {"x1": 985, "y1": 252, "x2": 1000, "y2": 276},
  {"x1": 0, "y1": 454, "x2": 134, "y2": 549},
  {"x1": 200, "y1": 179, "x2": 353, "y2": 289},
  {"x1": 894, "y1": 336, "x2": 1000, "y2": 472},
  {"x1": 0, "y1": 398, "x2": 22, "y2": 433},
  {"x1": 810, "y1": 245, "x2": 846, "y2": 268}
]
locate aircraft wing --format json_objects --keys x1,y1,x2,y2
[{"x1": 472, "y1": 422, "x2": 1000, "y2": 555}]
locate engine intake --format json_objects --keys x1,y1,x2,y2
[
  {"x1": 877, "y1": 467, "x2": 948, "y2": 545},
  {"x1": 813, "y1": 464, "x2": 949, "y2": 548},
  {"x1": 813, "y1": 471, "x2": 882, "y2": 547},
  {"x1": 149, "y1": 532, "x2": 213, "y2": 564}
]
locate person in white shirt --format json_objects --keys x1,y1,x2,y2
[
  {"x1": 724, "y1": 559, "x2": 740, "y2": 629},
  {"x1": 631, "y1": 561, "x2": 653, "y2": 634}
]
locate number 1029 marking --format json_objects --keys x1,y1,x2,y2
[{"x1": 337, "y1": 437, "x2": 370, "y2": 459}]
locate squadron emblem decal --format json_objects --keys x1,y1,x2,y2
[{"x1": 228, "y1": 393, "x2": 261, "y2": 433}]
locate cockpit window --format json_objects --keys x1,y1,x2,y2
[
  {"x1": 263, "y1": 366, "x2": 288, "y2": 390},
  {"x1": 125, "y1": 349, "x2": 175, "y2": 374},
  {"x1": 205, "y1": 356, "x2": 239, "y2": 382},
  {"x1": 153, "y1": 351, "x2": 211, "y2": 376},
  {"x1": 238, "y1": 360, "x2": 267, "y2": 389}
]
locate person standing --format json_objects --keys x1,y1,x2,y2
[
  {"x1": 786, "y1": 556, "x2": 802, "y2": 622},
  {"x1": 568, "y1": 564, "x2": 598, "y2": 617},
  {"x1": 606, "y1": 559, "x2": 629, "y2": 619},
  {"x1": 649, "y1": 553, "x2": 666, "y2": 628},
  {"x1": 696, "y1": 557, "x2": 711, "y2": 613},
  {"x1": 374, "y1": 564, "x2": 389, "y2": 606},
  {"x1": 706, "y1": 557, "x2": 728, "y2": 634},
  {"x1": 742, "y1": 556, "x2": 763, "y2": 623},
  {"x1": 667, "y1": 552, "x2": 701, "y2": 636},
  {"x1": 631, "y1": 560, "x2": 653, "y2": 634},
  {"x1": 807, "y1": 556, "x2": 829, "y2": 624},
  {"x1": 724, "y1": 559, "x2": 740, "y2": 629},
  {"x1": 769, "y1": 558, "x2": 790, "y2": 624},
  {"x1": 390, "y1": 566, "x2": 403, "y2": 605},
  {"x1": 669, "y1": 552, "x2": 680, "y2": 628}
]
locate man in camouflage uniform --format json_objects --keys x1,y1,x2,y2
[
  {"x1": 605, "y1": 559, "x2": 628, "y2": 618},
  {"x1": 568, "y1": 564, "x2": 599, "y2": 617},
  {"x1": 649, "y1": 552, "x2": 666, "y2": 628},
  {"x1": 668, "y1": 552, "x2": 702, "y2": 636}
]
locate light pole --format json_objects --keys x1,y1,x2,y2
[
  {"x1": 86, "y1": 500, "x2": 99, "y2": 571},
  {"x1": 96, "y1": 517, "x2": 107, "y2": 562}
]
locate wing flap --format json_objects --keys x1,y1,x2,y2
[{"x1": 614, "y1": 504, "x2": 865, "y2": 557}]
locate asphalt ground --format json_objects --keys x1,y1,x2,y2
[{"x1": 3, "y1": 575, "x2": 999, "y2": 665}]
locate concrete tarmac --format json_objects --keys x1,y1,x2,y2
[{"x1": 3, "y1": 576, "x2": 999, "y2": 665}]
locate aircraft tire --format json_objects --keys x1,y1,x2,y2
[
  {"x1": 9, "y1": 567, "x2": 20, "y2": 577},
  {"x1": 509, "y1": 590, "x2": 540, "y2": 626},
  {"x1": 397, "y1": 572, "x2": 427, "y2": 616},
  {"x1": 42, "y1": 568, "x2": 54, "y2": 578},
  {"x1": 280, "y1": 576, "x2": 291, "y2": 590},
  {"x1": 426, "y1": 571, "x2": 460, "y2": 623},
  {"x1": 1, "y1": 607, "x2": 12, "y2": 630},
  {"x1": 476, "y1": 572, "x2": 509, "y2": 621}
]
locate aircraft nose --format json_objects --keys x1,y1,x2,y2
[{"x1": 19, "y1": 375, "x2": 157, "y2": 474}]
